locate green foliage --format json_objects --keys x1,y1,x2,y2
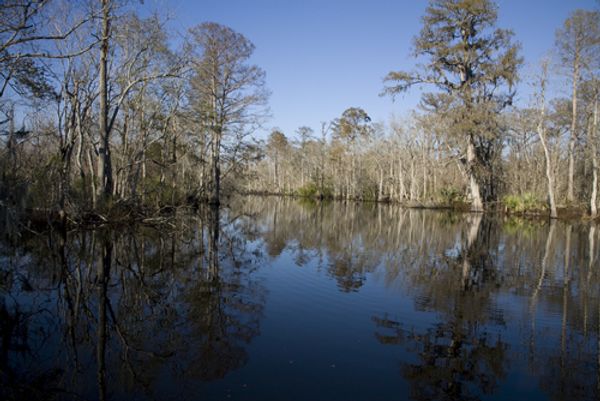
[
  {"x1": 295, "y1": 183, "x2": 318, "y2": 198},
  {"x1": 332, "y1": 107, "x2": 373, "y2": 142},
  {"x1": 438, "y1": 186, "x2": 464, "y2": 204},
  {"x1": 383, "y1": 0, "x2": 522, "y2": 204},
  {"x1": 502, "y1": 193, "x2": 545, "y2": 214},
  {"x1": 267, "y1": 130, "x2": 289, "y2": 152},
  {"x1": 295, "y1": 183, "x2": 333, "y2": 199}
]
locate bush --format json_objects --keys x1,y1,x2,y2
[
  {"x1": 295, "y1": 183, "x2": 333, "y2": 199},
  {"x1": 438, "y1": 186, "x2": 464, "y2": 204},
  {"x1": 296, "y1": 183, "x2": 318, "y2": 198},
  {"x1": 503, "y1": 193, "x2": 545, "y2": 214}
]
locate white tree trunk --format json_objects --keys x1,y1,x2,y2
[
  {"x1": 590, "y1": 99, "x2": 598, "y2": 218},
  {"x1": 467, "y1": 138, "x2": 483, "y2": 212},
  {"x1": 537, "y1": 62, "x2": 558, "y2": 218},
  {"x1": 567, "y1": 57, "x2": 580, "y2": 203}
]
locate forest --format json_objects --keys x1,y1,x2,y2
[{"x1": 1, "y1": 0, "x2": 599, "y2": 222}]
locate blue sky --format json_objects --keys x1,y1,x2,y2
[{"x1": 144, "y1": 0, "x2": 598, "y2": 139}]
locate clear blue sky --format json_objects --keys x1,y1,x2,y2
[{"x1": 143, "y1": 0, "x2": 598, "y2": 140}]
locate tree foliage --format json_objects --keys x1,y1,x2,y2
[{"x1": 383, "y1": 0, "x2": 522, "y2": 207}]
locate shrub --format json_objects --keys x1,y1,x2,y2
[
  {"x1": 438, "y1": 186, "x2": 464, "y2": 204},
  {"x1": 503, "y1": 193, "x2": 545, "y2": 214},
  {"x1": 296, "y1": 183, "x2": 318, "y2": 198},
  {"x1": 296, "y1": 183, "x2": 333, "y2": 199}
]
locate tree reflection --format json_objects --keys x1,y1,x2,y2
[
  {"x1": 0, "y1": 205, "x2": 266, "y2": 400},
  {"x1": 235, "y1": 197, "x2": 385, "y2": 291},
  {"x1": 97, "y1": 236, "x2": 111, "y2": 401},
  {"x1": 182, "y1": 205, "x2": 265, "y2": 381},
  {"x1": 1, "y1": 198, "x2": 600, "y2": 400},
  {"x1": 232, "y1": 197, "x2": 600, "y2": 401},
  {"x1": 373, "y1": 215, "x2": 507, "y2": 401}
]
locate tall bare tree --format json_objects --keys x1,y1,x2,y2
[
  {"x1": 555, "y1": 10, "x2": 600, "y2": 203},
  {"x1": 536, "y1": 60, "x2": 558, "y2": 218},
  {"x1": 97, "y1": 0, "x2": 111, "y2": 199},
  {"x1": 583, "y1": 78, "x2": 599, "y2": 217},
  {"x1": 188, "y1": 22, "x2": 268, "y2": 205}
]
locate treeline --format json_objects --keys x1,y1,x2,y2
[
  {"x1": 1, "y1": 0, "x2": 599, "y2": 220},
  {"x1": 246, "y1": 2, "x2": 600, "y2": 218},
  {"x1": 247, "y1": 110, "x2": 468, "y2": 204},
  {"x1": 0, "y1": 0, "x2": 267, "y2": 219}
]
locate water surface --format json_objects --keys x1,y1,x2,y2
[{"x1": 1, "y1": 197, "x2": 599, "y2": 400}]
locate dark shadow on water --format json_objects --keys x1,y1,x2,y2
[{"x1": 0, "y1": 205, "x2": 266, "y2": 400}]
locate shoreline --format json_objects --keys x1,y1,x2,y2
[
  {"x1": 240, "y1": 192, "x2": 600, "y2": 222},
  {"x1": 2, "y1": 193, "x2": 598, "y2": 231}
]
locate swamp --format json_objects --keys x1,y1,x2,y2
[{"x1": 2, "y1": 0, "x2": 600, "y2": 399}]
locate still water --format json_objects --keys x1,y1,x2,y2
[{"x1": 1, "y1": 197, "x2": 600, "y2": 401}]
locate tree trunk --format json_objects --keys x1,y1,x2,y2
[
  {"x1": 210, "y1": 131, "x2": 221, "y2": 205},
  {"x1": 87, "y1": 147, "x2": 97, "y2": 208},
  {"x1": 409, "y1": 158, "x2": 416, "y2": 201},
  {"x1": 540, "y1": 130, "x2": 558, "y2": 219},
  {"x1": 388, "y1": 161, "x2": 395, "y2": 201},
  {"x1": 537, "y1": 63, "x2": 558, "y2": 219},
  {"x1": 350, "y1": 153, "x2": 355, "y2": 200},
  {"x1": 301, "y1": 156, "x2": 305, "y2": 188},
  {"x1": 467, "y1": 138, "x2": 484, "y2": 212},
  {"x1": 378, "y1": 167, "x2": 384, "y2": 202},
  {"x1": 567, "y1": 56, "x2": 579, "y2": 203},
  {"x1": 59, "y1": 127, "x2": 75, "y2": 217},
  {"x1": 75, "y1": 109, "x2": 86, "y2": 202},
  {"x1": 421, "y1": 144, "x2": 427, "y2": 200},
  {"x1": 274, "y1": 155, "x2": 279, "y2": 191},
  {"x1": 5, "y1": 106, "x2": 16, "y2": 201},
  {"x1": 398, "y1": 159, "x2": 406, "y2": 200},
  {"x1": 97, "y1": 0, "x2": 112, "y2": 201},
  {"x1": 590, "y1": 98, "x2": 598, "y2": 218}
]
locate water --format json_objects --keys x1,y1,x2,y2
[{"x1": 1, "y1": 197, "x2": 599, "y2": 401}]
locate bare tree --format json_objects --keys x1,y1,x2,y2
[
  {"x1": 0, "y1": 0, "x2": 95, "y2": 104},
  {"x1": 187, "y1": 22, "x2": 268, "y2": 205},
  {"x1": 536, "y1": 60, "x2": 558, "y2": 218},
  {"x1": 555, "y1": 10, "x2": 600, "y2": 203},
  {"x1": 583, "y1": 78, "x2": 599, "y2": 217}
]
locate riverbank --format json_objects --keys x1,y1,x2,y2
[
  {"x1": 240, "y1": 192, "x2": 600, "y2": 221},
  {"x1": 2, "y1": 192, "x2": 597, "y2": 233}
]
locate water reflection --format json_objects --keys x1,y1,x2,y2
[
  {"x1": 234, "y1": 197, "x2": 600, "y2": 401},
  {"x1": 0, "y1": 207, "x2": 266, "y2": 400},
  {"x1": 373, "y1": 213, "x2": 508, "y2": 401},
  {"x1": 1, "y1": 197, "x2": 600, "y2": 400}
]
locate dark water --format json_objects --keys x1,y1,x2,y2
[{"x1": 1, "y1": 197, "x2": 600, "y2": 401}]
